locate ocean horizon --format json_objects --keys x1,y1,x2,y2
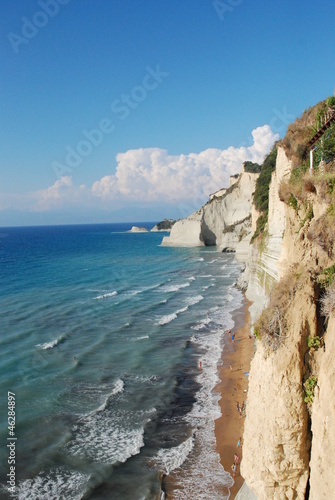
[{"x1": 0, "y1": 222, "x2": 243, "y2": 499}]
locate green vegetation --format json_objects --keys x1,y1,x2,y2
[
  {"x1": 317, "y1": 264, "x2": 335, "y2": 288},
  {"x1": 243, "y1": 161, "x2": 261, "y2": 173},
  {"x1": 304, "y1": 375, "x2": 317, "y2": 404},
  {"x1": 250, "y1": 214, "x2": 268, "y2": 243},
  {"x1": 253, "y1": 271, "x2": 303, "y2": 350},
  {"x1": 251, "y1": 147, "x2": 278, "y2": 243},
  {"x1": 314, "y1": 122, "x2": 335, "y2": 165},
  {"x1": 253, "y1": 325, "x2": 261, "y2": 341},
  {"x1": 307, "y1": 336, "x2": 321, "y2": 350},
  {"x1": 288, "y1": 193, "x2": 298, "y2": 211},
  {"x1": 299, "y1": 204, "x2": 313, "y2": 230},
  {"x1": 253, "y1": 147, "x2": 278, "y2": 213},
  {"x1": 327, "y1": 96, "x2": 335, "y2": 108}
]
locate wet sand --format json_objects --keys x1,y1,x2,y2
[{"x1": 215, "y1": 297, "x2": 254, "y2": 498}]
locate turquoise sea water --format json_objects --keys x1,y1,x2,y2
[{"x1": 0, "y1": 223, "x2": 243, "y2": 499}]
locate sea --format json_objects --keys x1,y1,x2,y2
[{"x1": 0, "y1": 223, "x2": 244, "y2": 499}]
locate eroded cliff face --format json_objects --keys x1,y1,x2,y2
[
  {"x1": 245, "y1": 147, "x2": 292, "y2": 324},
  {"x1": 308, "y1": 315, "x2": 335, "y2": 499},
  {"x1": 161, "y1": 168, "x2": 258, "y2": 257},
  {"x1": 242, "y1": 276, "x2": 314, "y2": 499},
  {"x1": 242, "y1": 145, "x2": 335, "y2": 499}
]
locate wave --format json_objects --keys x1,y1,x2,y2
[
  {"x1": 161, "y1": 282, "x2": 190, "y2": 293},
  {"x1": 93, "y1": 291, "x2": 118, "y2": 300},
  {"x1": 154, "y1": 436, "x2": 194, "y2": 474},
  {"x1": 198, "y1": 274, "x2": 213, "y2": 278},
  {"x1": 157, "y1": 313, "x2": 177, "y2": 326},
  {"x1": 89, "y1": 379, "x2": 124, "y2": 415},
  {"x1": 35, "y1": 333, "x2": 67, "y2": 350},
  {"x1": 176, "y1": 306, "x2": 189, "y2": 314},
  {"x1": 157, "y1": 296, "x2": 203, "y2": 325},
  {"x1": 15, "y1": 467, "x2": 88, "y2": 500},
  {"x1": 173, "y1": 303, "x2": 239, "y2": 499},
  {"x1": 132, "y1": 335, "x2": 149, "y2": 341},
  {"x1": 66, "y1": 405, "x2": 154, "y2": 465},
  {"x1": 185, "y1": 295, "x2": 204, "y2": 307}
]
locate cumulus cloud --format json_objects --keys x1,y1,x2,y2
[
  {"x1": 92, "y1": 125, "x2": 278, "y2": 203},
  {"x1": 0, "y1": 124, "x2": 278, "y2": 217},
  {"x1": 34, "y1": 176, "x2": 87, "y2": 211}
]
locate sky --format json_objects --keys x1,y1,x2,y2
[{"x1": 1, "y1": 0, "x2": 335, "y2": 226}]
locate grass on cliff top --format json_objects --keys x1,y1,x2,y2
[{"x1": 279, "y1": 97, "x2": 333, "y2": 165}]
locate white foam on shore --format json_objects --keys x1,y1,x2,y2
[
  {"x1": 154, "y1": 436, "x2": 194, "y2": 474},
  {"x1": 166, "y1": 286, "x2": 244, "y2": 499}
]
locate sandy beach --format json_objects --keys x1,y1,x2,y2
[{"x1": 215, "y1": 297, "x2": 254, "y2": 498}]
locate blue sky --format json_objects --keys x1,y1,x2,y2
[{"x1": 1, "y1": 0, "x2": 335, "y2": 226}]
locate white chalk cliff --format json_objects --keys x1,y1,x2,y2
[{"x1": 162, "y1": 166, "x2": 259, "y2": 259}]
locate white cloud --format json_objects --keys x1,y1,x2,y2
[
  {"x1": 92, "y1": 124, "x2": 278, "y2": 203},
  {"x1": 34, "y1": 176, "x2": 88, "y2": 211},
  {"x1": 0, "y1": 124, "x2": 278, "y2": 218}
]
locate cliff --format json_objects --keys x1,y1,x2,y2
[
  {"x1": 161, "y1": 97, "x2": 335, "y2": 498},
  {"x1": 240, "y1": 99, "x2": 335, "y2": 499},
  {"x1": 161, "y1": 167, "x2": 259, "y2": 260}
]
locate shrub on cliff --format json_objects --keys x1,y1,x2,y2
[
  {"x1": 253, "y1": 271, "x2": 304, "y2": 350},
  {"x1": 253, "y1": 147, "x2": 278, "y2": 213},
  {"x1": 251, "y1": 147, "x2": 278, "y2": 243},
  {"x1": 307, "y1": 213, "x2": 335, "y2": 257},
  {"x1": 243, "y1": 161, "x2": 261, "y2": 173},
  {"x1": 320, "y1": 282, "x2": 335, "y2": 319}
]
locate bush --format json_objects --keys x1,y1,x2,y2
[
  {"x1": 253, "y1": 148, "x2": 278, "y2": 213},
  {"x1": 250, "y1": 213, "x2": 268, "y2": 243},
  {"x1": 254, "y1": 272, "x2": 303, "y2": 350},
  {"x1": 317, "y1": 264, "x2": 335, "y2": 288},
  {"x1": 307, "y1": 336, "x2": 321, "y2": 349},
  {"x1": 251, "y1": 147, "x2": 277, "y2": 242},
  {"x1": 320, "y1": 282, "x2": 335, "y2": 319},
  {"x1": 307, "y1": 214, "x2": 335, "y2": 257},
  {"x1": 244, "y1": 161, "x2": 261, "y2": 173},
  {"x1": 327, "y1": 96, "x2": 335, "y2": 108},
  {"x1": 314, "y1": 122, "x2": 335, "y2": 165},
  {"x1": 304, "y1": 375, "x2": 317, "y2": 404},
  {"x1": 288, "y1": 194, "x2": 298, "y2": 211},
  {"x1": 296, "y1": 144, "x2": 308, "y2": 161}
]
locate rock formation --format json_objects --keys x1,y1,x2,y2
[{"x1": 162, "y1": 167, "x2": 259, "y2": 257}]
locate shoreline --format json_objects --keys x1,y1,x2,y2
[{"x1": 214, "y1": 296, "x2": 254, "y2": 498}]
